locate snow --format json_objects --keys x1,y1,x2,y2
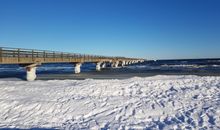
[{"x1": 0, "y1": 75, "x2": 220, "y2": 129}]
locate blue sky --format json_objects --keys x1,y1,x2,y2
[{"x1": 0, "y1": 0, "x2": 220, "y2": 60}]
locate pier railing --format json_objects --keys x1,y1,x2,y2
[{"x1": 0, "y1": 47, "x2": 140, "y2": 64}]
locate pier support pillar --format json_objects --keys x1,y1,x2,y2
[
  {"x1": 111, "y1": 62, "x2": 115, "y2": 68},
  {"x1": 74, "y1": 63, "x2": 82, "y2": 74},
  {"x1": 96, "y1": 62, "x2": 102, "y2": 71},
  {"x1": 114, "y1": 61, "x2": 119, "y2": 67},
  {"x1": 26, "y1": 67, "x2": 37, "y2": 81},
  {"x1": 121, "y1": 61, "x2": 126, "y2": 67},
  {"x1": 25, "y1": 63, "x2": 40, "y2": 81},
  {"x1": 110, "y1": 61, "x2": 119, "y2": 68},
  {"x1": 125, "y1": 61, "x2": 128, "y2": 65},
  {"x1": 101, "y1": 62, "x2": 106, "y2": 68}
]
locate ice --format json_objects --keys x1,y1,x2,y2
[
  {"x1": 0, "y1": 75, "x2": 219, "y2": 129},
  {"x1": 126, "y1": 64, "x2": 220, "y2": 71}
]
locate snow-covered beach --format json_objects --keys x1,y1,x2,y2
[{"x1": 0, "y1": 75, "x2": 219, "y2": 129}]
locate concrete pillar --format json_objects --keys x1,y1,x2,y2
[
  {"x1": 111, "y1": 62, "x2": 115, "y2": 68},
  {"x1": 74, "y1": 63, "x2": 82, "y2": 74},
  {"x1": 110, "y1": 61, "x2": 119, "y2": 68},
  {"x1": 115, "y1": 61, "x2": 119, "y2": 67},
  {"x1": 121, "y1": 61, "x2": 126, "y2": 67},
  {"x1": 26, "y1": 66, "x2": 37, "y2": 81},
  {"x1": 96, "y1": 62, "x2": 102, "y2": 71},
  {"x1": 101, "y1": 62, "x2": 106, "y2": 68}
]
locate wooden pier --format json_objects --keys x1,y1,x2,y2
[{"x1": 0, "y1": 47, "x2": 145, "y2": 81}]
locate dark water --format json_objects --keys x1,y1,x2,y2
[{"x1": 0, "y1": 58, "x2": 220, "y2": 80}]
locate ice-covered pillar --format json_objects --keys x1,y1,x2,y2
[
  {"x1": 101, "y1": 62, "x2": 106, "y2": 68},
  {"x1": 26, "y1": 66, "x2": 37, "y2": 81},
  {"x1": 114, "y1": 61, "x2": 119, "y2": 67},
  {"x1": 96, "y1": 62, "x2": 102, "y2": 71},
  {"x1": 125, "y1": 61, "x2": 128, "y2": 65},
  {"x1": 74, "y1": 63, "x2": 82, "y2": 74},
  {"x1": 111, "y1": 62, "x2": 115, "y2": 68},
  {"x1": 121, "y1": 61, "x2": 126, "y2": 67}
]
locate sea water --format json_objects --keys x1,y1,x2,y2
[{"x1": 0, "y1": 58, "x2": 220, "y2": 79}]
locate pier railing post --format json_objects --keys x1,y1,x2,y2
[
  {"x1": 43, "y1": 51, "x2": 46, "y2": 62},
  {"x1": 0, "y1": 47, "x2": 2, "y2": 62},
  {"x1": 67, "y1": 54, "x2": 70, "y2": 62},
  {"x1": 61, "y1": 52, "x2": 63, "y2": 61},
  {"x1": 32, "y1": 50, "x2": 34, "y2": 61},
  {"x1": 18, "y1": 49, "x2": 20, "y2": 63},
  {"x1": 36, "y1": 51, "x2": 38, "y2": 58},
  {"x1": 53, "y1": 51, "x2": 55, "y2": 61}
]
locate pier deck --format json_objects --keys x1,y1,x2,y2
[{"x1": 0, "y1": 47, "x2": 144, "y2": 81}]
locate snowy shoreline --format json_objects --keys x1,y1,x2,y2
[{"x1": 0, "y1": 75, "x2": 220, "y2": 129}]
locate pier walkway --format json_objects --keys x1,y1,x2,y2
[{"x1": 0, "y1": 47, "x2": 144, "y2": 81}]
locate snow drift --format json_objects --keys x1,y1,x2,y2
[{"x1": 0, "y1": 75, "x2": 219, "y2": 129}]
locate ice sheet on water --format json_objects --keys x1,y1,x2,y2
[{"x1": 126, "y1": 64, "x2": 220, "y2": 72}]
